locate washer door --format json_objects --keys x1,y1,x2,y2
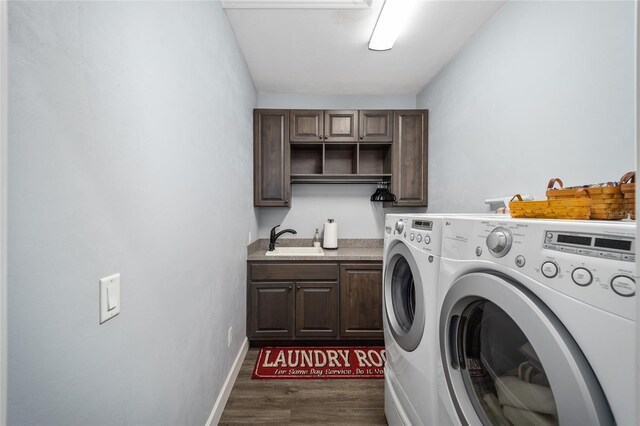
[
  {"x1": 440, "y1": 272, "x2": 613, "y2": 426},
  {"x1": 384, "y1": 242, "x2": 425, "y2": 352}
]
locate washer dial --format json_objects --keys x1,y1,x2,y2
[{"x1": 486, "y1": 227, "x2": 513, "y2": 258}]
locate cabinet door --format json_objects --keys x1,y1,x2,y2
[
  {"x1": 290, "y1": 110, "x2": 324, "y2": 142},
  {"x1": 324, "y1": 110, "x2": 357, "y2": 142},
  {"x1": 359, "y1": 110, "x2": 393, "y2": 142},
  {"x1": 249, "y1": 282, "x2": 294, "y2": 338},
  {"x1": 392, "y1": 110, "x2": 428, "y2": 206},
  {"x1": 339, "y1": 264, "x2": 383, "y2": 338},
  {"x1": 295, "y1": 281, "x2": 339, "y2": 338},
  {"x1": 254, "y1": 109, "x2": 290, "y2": 207}
]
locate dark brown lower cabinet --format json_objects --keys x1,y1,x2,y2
[
  {"x1": 295, "y1": 281, "x2": 338, "y2": 337},
  {"x1": 249, "y1": 282, "x2": 294, "y2": 338},
  {"x1": 339, "y1": 264, "x2": 383, "y2": 338},
  {"x1": 247, "y1": 261, "x2": 383, "y2": 342}
]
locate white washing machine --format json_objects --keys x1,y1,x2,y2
[
  {"x1": 436, "y1": 216, "x2": 636, "y2": 426},
  {"x1": 383, "y1": 214, "x2": 444, "y2": 426}
]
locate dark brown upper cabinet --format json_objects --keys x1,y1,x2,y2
[
  {"x1": 290, "y1": 109, "x2": 357, "y2": 142},
  {"x1": 324, "y1": 110, "x2": 358, "y2": 142},
  {"x1": 253, "y1": 108, "x2": 427, "y2": 204},
  {"x1": 392, "y1": 110, "x2": 428, "y2": 207},
  {"x1": 359, "y1": 110, "x2": 393, "y2": 142},
  {"x1": 254, "y1": 109, "x2": 290, "y2": 207},
  {"x1": 290, "y1": 110, "x2": 324, "y2": 142}
]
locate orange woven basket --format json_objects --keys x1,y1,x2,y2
[
  {"x1": 546, "y1": 178, "x2": 625, "y2": 220},
  {"x1": 510, "y1": 191, "x2": 592, "y2": 220},
  {"x1": 620, "y1": 171, "x2": 635, "y2": 220}
]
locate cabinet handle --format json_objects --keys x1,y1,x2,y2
[
  {"x1": 360, "y1": 135, "x2": 364, "y2": 140},
  {"x1": 297, "y1": 285, "x2": 300, "y2": 290},
  {"x1": 324, "y1": 135, "x2": 328, "y2": 140},
  {"x1": 318, "y1": 135, "x2": 322, "y2": 140},
  {"x1": 288, "y1": 285, "x2": 292, "y2": 291}
]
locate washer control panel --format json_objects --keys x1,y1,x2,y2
[
  {"x1": 442, "y1": 217, "x2": 637, "y2": 320},
  {"x1": 544, "y1": 230, "x2": 635, "y2": 262},
  {"x1": 385, "y1": 215, "x2": 443, "y2": 256}
]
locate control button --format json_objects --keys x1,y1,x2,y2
[
  {"x1": 558, "y1": 246, "x2": 577, "y2": 254},
  {"x1": 515, "y1": 255, "x2": 526, "y2": 268},
  {"x1": 486, "y1": 227, "x2": 513, "y2": 258},
  {"x1": 424, "y1": 236, "x2": 431, "y2": 245},
  {"x1": 416, "y1": 234, "x2": 422, "y2": 243},
  {"x1": 395, "y1": 219, "x2": 405, "y2": 234},
  {"x1": 598, "y1": 252, "x2": 622, "y2": 260},
  {"x1": 544, "y1": 244, "x2": 557, "y2": 251},
  {"x1": 475, "y1": 246, "x2": 482, "y2": 257},
  {"x1": 541, "y1": 261, "x2": 559, "y2": 278},
  {"x1": 622, "y1": 254, "x2": 636, "y2": 262},
  {"x1": 546, "y1": 232, "x2": 553, "y2": 241},
  {"x1": 577, "y1": 248, "x2": 598, "y2": 257},
  {"x1": 385, "y1": 226, "x2": 392, "y2": 234},
  {"x1": 611, "y1": 275, "x2": 635, "y2": 297},
  {"x1": 410, "y1": 233, "x2": 415, "y2": 241},
  {"x1": 571, "y1": 268, "x2": 593, "y2": 286}
]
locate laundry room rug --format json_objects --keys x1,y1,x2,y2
[{"x1": 252, "y1": 346, "x2": 385, "y2": 379}]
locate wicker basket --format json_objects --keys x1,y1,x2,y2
[
  {"x1": 620, "y1": 171, "x2": 635, "y2": 220},
  {"x1": 546, "y1": 178, "x2": 625, "y2": 220},
  {"x1": 510, "y1": 191, "x2": 591, "y2": 220}
]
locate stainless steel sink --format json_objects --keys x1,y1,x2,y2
[{"x1": 265, "y1": 247, "x2": 325, "y2": 256}]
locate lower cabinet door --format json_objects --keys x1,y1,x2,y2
[
  {"x1": 249, "y1": 282, "x2": 294, "y2": 338},
  {"x1": 295, "y1": 281, "x2": 339, "y2": 338},
  {"x1": 339, "y1": 264, "x2": 383, "y2": 338}
]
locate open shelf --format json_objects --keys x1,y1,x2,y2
[
  {"x1": 359, "y1": 144, "x2": 391, "y2": 175},
  {"x1": 290, "y1": 142, "x2": 392, "y2": 183},
  {"x1": 325, "y1": 144, "x2": 357, "y2": 175},
  {"x1": 291, "y1": 144, "x2": 323, "y2": 175}
]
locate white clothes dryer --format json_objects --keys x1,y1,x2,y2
[
  {"x1": 436, "y1": 216, "x2": 636, "y2": 426},
  {"x1": 383, "y1": 214, "x2": 445, "y2": 426}
]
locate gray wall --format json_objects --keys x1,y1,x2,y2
[
  {"x1": 257, "y1": 94, "x2": 420, "y2": 239},
  {"x1": 8, "y1": 2, "x2": 257, "y2": 425},
  {"x1": 258, "y1": 93, "x2": 416, "y2": 109},
  {"x1": 417, "y1": 0, "x2": 636, "y2": 213}
]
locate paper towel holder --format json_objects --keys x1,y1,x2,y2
[{"x1": 323, "y1": 219, "x2": 338, "y2": 250}]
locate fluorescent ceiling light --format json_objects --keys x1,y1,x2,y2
[
  {"x1": 368, "y1": 0, "x2": 414, "y2": 51},
  {"x1": 221, "y1": 0, "x2": 372, "y2": 9}
]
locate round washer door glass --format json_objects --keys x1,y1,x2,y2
[
  {"x1": 461, "y1": 300, "x2": 558, "y2": 425},
  {"x1": 391, "y1": 257, "x2": 416, "y2": 333},
  {"x1": 384, "y1": 242, "x2": 425, "y2": 352}
]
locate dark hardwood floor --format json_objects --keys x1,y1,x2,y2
[{"x1": 219, "y1": 348, "x2": 387, "y2": 425}]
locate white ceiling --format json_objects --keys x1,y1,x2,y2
[{"x1": 224, "y1": 0, "x2": 506, "y2": 95}]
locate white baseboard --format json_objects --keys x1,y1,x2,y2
[{"x1": 205, "y1": 337, "x2": 249, "y2": 426}]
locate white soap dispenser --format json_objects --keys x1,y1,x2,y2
[{"x1": 313, "y1": 228, "x2": 321, "y2": 248}]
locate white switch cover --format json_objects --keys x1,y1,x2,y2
[{"x1": 100, "y1": 273, "x2": 120, "y2": 323}]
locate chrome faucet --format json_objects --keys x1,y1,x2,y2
[{"x1": 269, "y1": 225, "x2": 297, "y2": 251}]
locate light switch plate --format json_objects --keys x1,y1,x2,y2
[{"x1": 100, "y1": 273, "x2": 120, "y2": 323}]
